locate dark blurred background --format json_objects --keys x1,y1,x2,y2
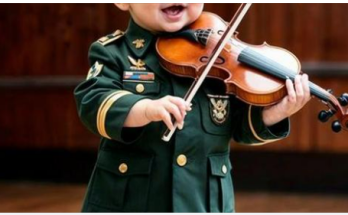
[{"x1": 1, "y1": 3, "x2": 348, "y2": 212}]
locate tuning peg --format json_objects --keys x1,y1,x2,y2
[
  {"x1": 338, "y1": 93, "x2": 348, "y2": 106},
  {"x1": 332, "y1": 120, "x2": 342, "y2": 133},
  {"x1": 318, "y1": 110, "x2": 335, "y2": 123},
  {"x1": 327, "y1": 89, "x2": 333, "y2": 94}
]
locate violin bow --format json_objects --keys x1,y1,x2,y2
[{"x1": 162, "y1": 3, "x2": 253, "y2": 142}]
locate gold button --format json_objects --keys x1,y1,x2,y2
[
  {"x1": 222, "y1": 165, "x2": 227, "y2": 174},
  {"x1": 119, "y1": 163, "x2": 128, "y2": 174},
  {"x1": 177, "y1": 154, "x2": 187, "y2": 167},
  {"x1": 136, "y1": 84, "x2": 145, "y2": 93}
]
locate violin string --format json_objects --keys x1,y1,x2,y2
[
  {"x1": 239, "y1": 47, "x2": 331, "y2": 102},
  {"x1": 247, "y1": 52, "x2": 330, "y2": 101}
]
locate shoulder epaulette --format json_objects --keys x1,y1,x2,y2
[{"x1": 97, "y1": 30, "x2": 124, "y2": 46}]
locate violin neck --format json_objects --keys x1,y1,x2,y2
[
  {"x1": 238, "y1": 47, "x2": 331, "y2": 103},
  {"x1": 308, "y1": 82, "x2": 331, "y2": 103}
]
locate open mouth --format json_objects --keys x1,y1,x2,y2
[
  {"x1": 161, "y1": 4, "x2": 186, "y2": 21},
  {"x1": 162, "y1": 5, "x2": 185, "y2": 16}
]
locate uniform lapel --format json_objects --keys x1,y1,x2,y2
[
  {"x1": 124, "y1": 19, "x2": 154, "y2": 58},
  {"x1": 124, "y1": 19, "x2": 168, "y2": 81}
]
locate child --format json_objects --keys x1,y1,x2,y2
[{"x1": 74, "y1": 3, "x2": 311, "y2": 212}]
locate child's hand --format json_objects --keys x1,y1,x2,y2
[
  {"x1": 262, "y1": 74, "x2": 311, "y2": 127},
  {"x1": 144, "y1": 96, "x2": 191, "y2": 130}
]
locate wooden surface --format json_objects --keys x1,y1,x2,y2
[
  {"x1": 0, "y1": 182, "x2": 347, "y2": 212},
  {"x1": 0, "y1": 88, "x2": 99, "y2": 150},
  {"x1": 2, "y1": 3, "x2": 348, "y2": 75},
  {"x1": 0, "y1": 182, "x2": 86, "y2": 212},
  {"x1": 1, "y1": 3, "x2": 348, "y2": 152}
]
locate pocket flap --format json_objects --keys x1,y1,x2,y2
[
  {"x1": 97, "y1": 150, "x2": 154, "y2": 176},
  {"x1": 209, "y1": 153, "x2": 232, "y2": 177}
]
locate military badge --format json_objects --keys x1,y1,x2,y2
[
  {"x1": 132, "y1": 39, "x2": 145, "y2": 49},
  {"x1": 208, "y1": 94, "x2": 229, "y2": 125},
  {"x1": 128, "y1": 56, "x2": 146, "y2": 70},
  {"x1": 86, "y1": 61, "x2": 103, "y2": 80}
]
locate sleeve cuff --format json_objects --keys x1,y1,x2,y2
[
  {"x1": 96, "y1": 90, "x2": 148, "y2": 143},
  {"x1": 248, "y1": 105, "x2": 290, "y2": 145}
]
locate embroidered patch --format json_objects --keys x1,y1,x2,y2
[
  {"x1": 123, "y1": 71, "x2": 155, "y2": 82},
  {"x1": 86, "y1": 61, "x2": 103, "y2": 80},
  {"x1": 208, "y1": 94, "x2": 229, "y2": 125}
]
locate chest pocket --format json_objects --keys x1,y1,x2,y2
[
  {"x1": 123, "y1": 81, "x2": 161, "y2": 96},
  {"x1": 196, "y1": 80, "x2": 233, "y2": 135},
  {"x1": 199, "y1": 92, "x2": 233, "y2": 136}
]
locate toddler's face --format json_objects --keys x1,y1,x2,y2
[{"x1": 116, "y1": 3, "x2": 204, "y2": 33}]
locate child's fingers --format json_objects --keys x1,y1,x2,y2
[
  {"x1": 178, "y1": 121, "x2": 184, "y2": 130},
  {"x1": 286, "y1": 78, "x2": 296, "y2": 104},
  {"x1": 160, "y1": 109, "x2": 174, "y2": 130},
  {"x1": 168, "y1": 96, "x2": 192, "y2": 111},
  {"x1": 302, "y1": 74, "x2": 311, "y2": 102},
  {"x1": 164, "y1": 102, "x2": 183, "y2": 124},
  {"x1": 167, "y1": 96, "x2": 190, "y2": 120},
  {"x1": 294, "y1": 75, "x2": 304, "y2": 105}
]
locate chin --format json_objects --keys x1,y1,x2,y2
[{"x1": 162, "y1": 22, "x2": 186, "y2": 33}]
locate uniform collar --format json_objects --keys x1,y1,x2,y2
[{"x1": 124, "y1": 19, "x2": 156, "y2": 58}]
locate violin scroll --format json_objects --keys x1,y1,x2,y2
[{"x1": 318, "y1": 92, "x2": 348, "y2": 132}]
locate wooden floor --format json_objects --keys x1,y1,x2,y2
[{"x1": 0, "y1": 182, "x2": 348, "y2": 212}]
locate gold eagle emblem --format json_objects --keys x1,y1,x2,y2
[
  {"x1": 208, "y1": 94, "x2": 229, "y2": 125},
  {"x1": 128, "y1": 56, "x2": 146, "y2": 70}
]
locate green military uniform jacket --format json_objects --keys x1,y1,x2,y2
[{"x1": 74, "y1": 19, "x2": 290, "y2": 212}]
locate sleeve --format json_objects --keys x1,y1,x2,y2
[
  {"x1": 74, "y1": 42, "x2": 148, "y2": 144},
  {"x1": 232, "y1": 99, "x2": 290, "y2": 145}
]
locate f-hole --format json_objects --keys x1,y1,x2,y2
[
  {"x1": 217, "y1": 30, "x2": 224, "y2": 35},
  {"x1": 200, "y1": 56, "x2": 225, "y2": 65}
]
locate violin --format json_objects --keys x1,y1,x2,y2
[{"x1": 156, "y1": 4, "x2": 348, "y2": 141}]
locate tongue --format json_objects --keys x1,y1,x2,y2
[{"x1": 163, "y1": 6, "x2": 182, "y2": 15}]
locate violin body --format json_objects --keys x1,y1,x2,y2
[
  {"x1": 157, "y1": 12, "x2": 301, "y2": 106},
  {"x1": 157, "y1": 11, "x2": 348, "y2": 133}
]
